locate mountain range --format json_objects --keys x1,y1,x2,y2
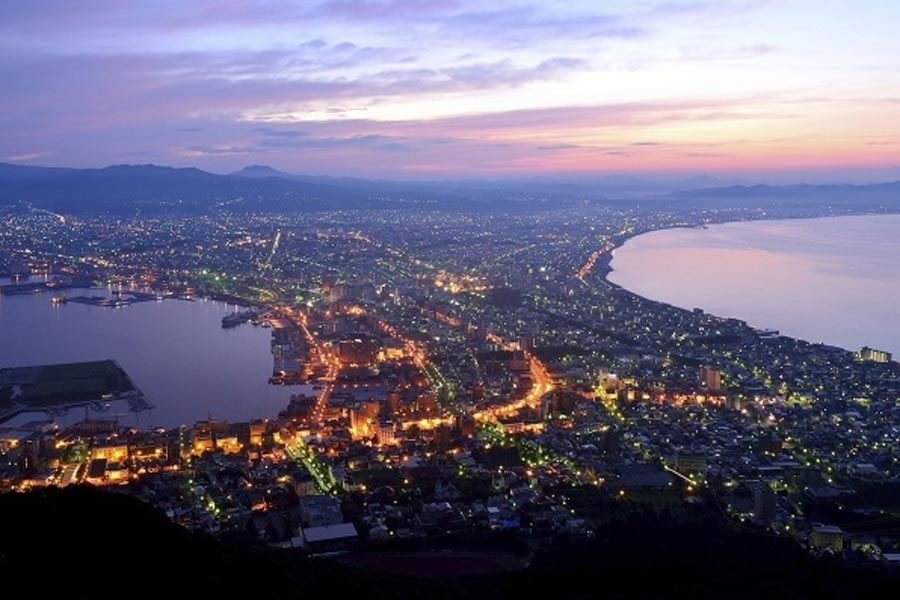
[{"x1": 0, "y1": 162, "x2": 898, "y2": 215}]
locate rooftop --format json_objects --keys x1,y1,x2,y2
[{"x1": 302, "y1": 522, "x2": 358, "y2": 544}]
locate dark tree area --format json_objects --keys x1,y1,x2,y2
[
  {"x1": 0, "y1": 486, "x2": 449, "y2": 597},
  {"x1": 1, "y1": 486, "x2": 897, "y2": 598}
]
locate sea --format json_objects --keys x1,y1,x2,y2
[
  {"x1": 608, "y1": 213, "x2": 900, "y2": 358},
  {"x1": 0, "y1": 281, "x2": 309, "y2": 429}
]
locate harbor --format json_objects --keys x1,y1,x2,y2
[
  {"x1": 222, "y1": 308, "x2": 261, "y2": 328},
  {"x1": 0, "y1": 284, "x2": 293, "y2": 428},
  {"x1": 0, "y1": 360, "x2": 153, "y2": 426}
]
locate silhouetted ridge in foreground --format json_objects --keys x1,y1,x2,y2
[{"x1": 1, "y1": 486, "x2": 896, "y2": 598}]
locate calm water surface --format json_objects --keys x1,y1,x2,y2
[
  {"x1": 608, "y1": 214, "x2": 900, "y2": 357},
  {"x1": 0, "y1": 282, "x2": 302, "y2": 428}
]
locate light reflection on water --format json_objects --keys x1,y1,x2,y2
[
  {"x1": 0, "y1": 284, "x2": 305, "y2": 428},
  {"x1": 608, "y1": 214, "x2": 900, "y2": 357}
]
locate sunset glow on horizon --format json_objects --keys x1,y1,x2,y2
[{"x1": 3, "y1": 0, "x2": 900, "y2": 180}]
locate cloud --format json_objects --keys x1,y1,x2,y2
[
  {"x1": 430, "y1": 5, "x2": 646, "y2": 50},
  {"x1": 309, "y1": 2, "x2": 644, "y2": 48},
  {"x1": 255, "y1": 132, "x2": 415, "y2": 152},
  {"x1": 677, "y1": 43, "x2": 780, "y2": 62},
  {"x1": 354, "y1": 98, "x2": 758, "y2": 135},
  {"x1": 741, "y1": 43, "x2": 778, "y2": 55},
  {"x1": 0, "y1": 1, "x2": 641, "y2": 51},
  {"x1": 377, "y1": 141, "x2": 415, "y2": 152},
  {"x1": 251, "y1": 128, "x2": 308, "y2": 139},
  {"x1": 4, "y1": 151, "x2": 50, "y2": 162},
  {"x1": 649, "y1": 1, "x2": 763, "y2": 19},
  {"x1": 311, "y1": 0, "x2": 462, "y2": 19},
  {"x1": 180, "y1": 145, "x2": 257, "y2": 156},
  {"x1": 1, "y1": 1, "x2": 894, "y2": 177},
  {"x1": 0, "y1": 46, "x2": 588, "y2": 136},
  {"x1": 0, "y1": 1, "x2": 305, "y2": 35},
  {"x1": 363, "y1": 56, "x2": 586, "y2": 94}
]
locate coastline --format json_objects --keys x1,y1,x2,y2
[
  {"x1": 4, "y1": 209, "x2": 898, "y2": 430},
  {"x1": 601, "y1": 211, "x2": 900, "y2": 360}
]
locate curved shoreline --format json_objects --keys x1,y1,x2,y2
[{"x1": 601, "y1": 211, "x2": 900, "y2": 357}]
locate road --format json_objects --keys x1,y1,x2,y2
[{"x1": 280, "y1": 307, "x2": 338, "y2": 425}]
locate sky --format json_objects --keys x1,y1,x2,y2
[{"x1": 2, "y1": 0, "x2": 900, "y2": 180}]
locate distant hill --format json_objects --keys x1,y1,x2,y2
[
  {"x1": 1, "y1": 162, "x2": 899, "y2": 216},
  {"x1": 0, "y1": 163, "x2": 371, "y2": 214},
  {"x1": 230, "y1": 164, "x2": 297, "y2": 179},
  {"x1": 676, "y1": 182, "x2": 900, "y2": 198},
  {"x1": 0, "y1": 162, "x2": 487, "y2": 214},
  {"x1": 666, "y1": 181, "x2": 900, "y2": 214},
  {"x1": 0, "y1": 162, "x2": 74, "y2": 181},
  {"x1": 0, "y1": 162, "x2": 495, "y2": 214}
]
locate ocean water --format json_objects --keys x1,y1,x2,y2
[
  {"x1": 0, "y1": 284, "x2": 304, "y2": 428},
  {"x1": 608, "y1": 214, "x2": 900, "y2": 357}
]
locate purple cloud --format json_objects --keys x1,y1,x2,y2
[
  {"x1": 312, "y1": 0, "x2": 462, "y2": 19},
  {"x1": 2, "y1": 0, "x2": 892, "y2": 179}
]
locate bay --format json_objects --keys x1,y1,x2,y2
[
  {"x1": 0, "y1": 281, "x2": 302, "y2": 428},
  {"x1": 608, "y1": 214, "x2": 900, "y2": 358}
]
